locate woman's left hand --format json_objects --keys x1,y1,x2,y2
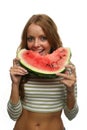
[{"x1": 56, "y1": 64, "x2": 76, "y2": 89}]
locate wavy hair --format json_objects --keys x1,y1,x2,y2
[
  {"x1": 17, "y1": 14, "x2": 62, "y2": 53},
  {"x1": 18, "y1": 14, "x2": 63, "y2": 99}
]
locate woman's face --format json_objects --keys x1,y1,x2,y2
[{"x1": 27, "y1": 24, "x2": 51, "y2": 55}]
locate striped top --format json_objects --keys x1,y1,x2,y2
[
  {"x1": 22, "y1": 78, "x2": 70, "y2": 112},
  {"x1": 7, "y1": 77, "x2": 79, "y2": 121}
]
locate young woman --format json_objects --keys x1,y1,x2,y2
[{"x1": 7, "y1": 14, "x2": 79, "y2": 130}]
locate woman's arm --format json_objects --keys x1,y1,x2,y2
[
  {"x1": 7, "y1": 83, "x2": 22, "y2": 121},
  {"x1": 64, "y1": 83, "x2": 79, "y2": 120},
  {"x1": 56, "y1": 64, "x2": 79, "y2": 120},
  {"x1": 7, "y1": 58, "x2": 28, "y2": 121},
  {"x1": 7, "y1": 98, "x2": 22, "y2": 121}
]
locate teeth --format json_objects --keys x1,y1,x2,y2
[
  {"x1": 36, "y1": 51, "x2": 43, "y2": 53},
  {"x1": 32, "y1": 49, "x2": 45, "y2": 55},
  {"x1": 36, "y1": 50, "x2": 44, "y2": 53}
]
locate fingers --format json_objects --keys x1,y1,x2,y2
[
  {"x1": 56, "y1": 63, "x2": 77, "y2": 88},
  {"x1": 56, "y1": 64, "x2": 76, "y2": 80},
  {"x1": 10, "y1": 58, "x2": 28, "y2": 76},
  {"x1": 65, "y1": 64, "x2": 76, "y2": 75},
  {"x1": 10, "y1": 66, "x2": 28, "y2": 76},
  {"x1": 13, "y1": 58, "x2": 20, "y2": 66}
]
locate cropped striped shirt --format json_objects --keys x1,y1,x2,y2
[{"x1": 7, "y1": 77, "x2": 79, "y2": 121}]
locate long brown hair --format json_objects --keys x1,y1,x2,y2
[{"x1": 18, "y1": 14, "x2": 63, "y2": 99}]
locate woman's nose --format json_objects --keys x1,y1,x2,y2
[{"x1": 34, "y1": 39, "x2": 40, "y2": 47}]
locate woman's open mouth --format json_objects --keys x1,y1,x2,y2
[{"x1": 32, "y1": 49, "x2": 45, "y2": 55}]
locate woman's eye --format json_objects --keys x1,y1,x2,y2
[
  {"x1": 27, "y1": 37, "x2": 34, "y2": 42},
  {"x1": 40, "y1": 36, "x2": 47, "y2": 41}
]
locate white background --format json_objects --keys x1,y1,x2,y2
[{"x1": 0, "y1": 0, "x2": 87, "y2": 129}]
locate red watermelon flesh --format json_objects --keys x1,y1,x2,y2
[{"x1": 17, "y1": 47, "x2": 71, "y2": 76}]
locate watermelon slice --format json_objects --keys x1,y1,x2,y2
[{"x1": 17, "y1": 47, "x2": 71, "y2": 78}]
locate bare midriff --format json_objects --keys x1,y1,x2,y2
[{"x1": 14, "y1": 109, "x2": 64, "y2": 130}]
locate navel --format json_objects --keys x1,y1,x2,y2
[{"x1": 35, "y1": 123, "x2": 40, "y2": 126}]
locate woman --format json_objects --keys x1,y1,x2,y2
[{"x1": 7, "y1": 14, "x2": 79, "y2": 130}]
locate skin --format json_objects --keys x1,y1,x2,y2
[
  {"x1": 27, "y1": 24, "x2": 51, "y2": 55},
  {"x1": 10, "y1": 24, "x2": 76, "y2": 130}
]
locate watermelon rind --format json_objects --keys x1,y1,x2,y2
[{"x1": 17, "y1": 48, "x2": 71, "y2": 78}]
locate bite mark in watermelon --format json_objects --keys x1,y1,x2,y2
[{"x1": 17, "y1": 47, "x2": 71, "y2": 77}]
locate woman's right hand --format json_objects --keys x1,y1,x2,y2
[{"x1": 10, "y1": 58, "x2": 28, "y2": 85}]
